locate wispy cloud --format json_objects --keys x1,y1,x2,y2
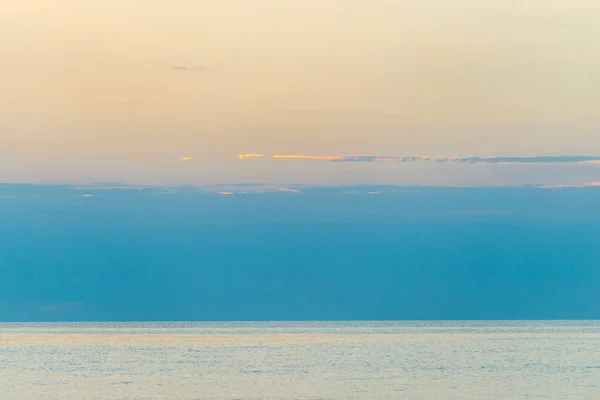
[
  {"x1": 272, "y1": 155, "x2": 344, "y2": 161},
  {"x1": 541, "y1": 181, "x2": 600, "y2": 189},
  {"x1": 238, "y1": 154, "x2": 268, "y2": 160},
  {"x1": 171, "y1": 65, "x2": 206, "y2": 72},
  {"x1": 445, "y1": 156, "x2": 600, "y2": 164},
  {"x1": 180, "y1": 156, "x2": 193, "y2": 161},
  {"x1": 238, "y1": 154, "x2": 344, "y2": 161},
  {"x1": 278, "y1": 188, "x2": 300, "y2": 193},
  {"x1": 238, "y1": 154, "x2": 600, "y2": 164}
]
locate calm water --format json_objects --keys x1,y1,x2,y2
[{"x1": 1, "y1": 321, "x2": 599, "y2": 399}]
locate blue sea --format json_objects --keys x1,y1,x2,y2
[{"x1": 1, "y1": 321, "x2": 599, "y2": 399}]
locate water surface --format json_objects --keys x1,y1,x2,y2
[{"x1": 1, "y1": 321, "x2": 599, "y2": 399}]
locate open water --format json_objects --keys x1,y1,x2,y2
[{"x1": 1, "y1": 321, "x2": 599, "y2": 399}]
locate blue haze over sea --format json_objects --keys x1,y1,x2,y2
[{"x1": 1, "y1": 184, "x2": 599, "y2": 321}]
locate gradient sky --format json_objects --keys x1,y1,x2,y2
[{"x1": 2, "y1": 0, "x2": 600, "y2": 185}]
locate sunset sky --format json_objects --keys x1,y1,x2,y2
[{"x1": 2, "y1": 0, "x2": 600, "y2": 185}]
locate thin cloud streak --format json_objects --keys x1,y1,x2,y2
[
  {"x1": 238, "y1": 154, "x2": 600, "y2": 164},
  {"x1": 541, "y1": 181, "x2": 600, "y2": 189},
  {"x1": 238, "y1": 154, "x2": 344, "y2": 161}
]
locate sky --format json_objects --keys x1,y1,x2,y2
[
  {"x1": 2, "y1": 0, "x2": 600, "y2": 186},
  {"x1": 2, "y1": 2, "x2": 600, "y2": 322}
]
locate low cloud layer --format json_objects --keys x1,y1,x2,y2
[{"x1": 238, "y1": 154, "x2": 600, "y2": 164}]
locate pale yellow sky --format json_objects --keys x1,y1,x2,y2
[{"x1": 2, "y1": 0, "x2": 600, "y2": 184}]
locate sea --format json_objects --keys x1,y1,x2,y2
[{"x1": 1, "y1": 321, "x2": 599, "y2": 399}]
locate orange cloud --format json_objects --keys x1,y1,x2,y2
[
  {"x1": 238, "y1": 154, "x2": 267, "y2": 160},
  {"x1": 180, "y1": 156, "x2": 193, "y2": 161},
  {"x1": 218, "y1": 191, "x2": 234, "y2": 195},
  {"x1": 271, "y1": 154, "x2": 345, "y2": 161},
  {"x1": 238, "y1": 153, "x2": 346, "y2": 161}
]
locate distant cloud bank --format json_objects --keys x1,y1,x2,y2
[{"x1": 238, "y1": 154, "x2": 600, "y2": 164}]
